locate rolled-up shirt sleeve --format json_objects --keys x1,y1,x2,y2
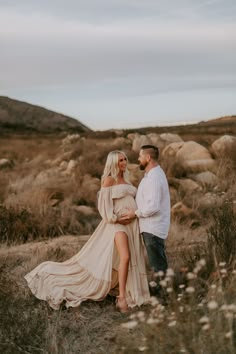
[
  {"x1": 135, "y1": 176, "x2": 161, "y2": 218},
  {"x1": 97, "y1": 187, "x2": 117, "y2": 223}
]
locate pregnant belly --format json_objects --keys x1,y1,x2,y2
[{"x1": 114, "y1": 196, "x2": 137, "y2": 218}]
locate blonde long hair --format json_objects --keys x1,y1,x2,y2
[{"x1": 101, "y1": 150, "x2": 130, "y2": 184}]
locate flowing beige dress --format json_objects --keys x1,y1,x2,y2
[{"x1": 24, "y1": 184, "x2": 151, "y2": 310}]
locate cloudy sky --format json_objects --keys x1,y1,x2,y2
[{"x1": 0, "y1": 0, "x2": 236, "y2": 130}]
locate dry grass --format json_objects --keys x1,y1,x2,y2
[
  {"x1": 1, "y1": 129, "x2": 236, "y2": 353},
  {"x1": 0, "y1": 236, "x2": 134, "y2": 354},
  {"x1": 1, "y1": 205, "x2": 236, "y2": 353},
  {"x1": 0, "y1": 134, "x2": 62, "y2": 162}
]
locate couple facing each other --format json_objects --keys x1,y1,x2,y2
[{"x1": 25, "y1": 144, "x2": 170, "y2": 313}]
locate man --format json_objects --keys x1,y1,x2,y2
[{"x1": 120, "y1": 145, "x2": 170, "y2": 295}]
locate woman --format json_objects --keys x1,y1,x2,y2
[{"x1": 24, "y1": 151, "x2": 150, "y2": 312}]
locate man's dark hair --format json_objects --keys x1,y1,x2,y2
[{"x1": 141, "y1": 145, "x2": 159, "y2": 161}]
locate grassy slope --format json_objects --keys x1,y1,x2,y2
[
  {"x1": 0, "y1": 96, "x2": 91, "y2": 134},
  {"x1": 0, "y1": 113, "x2": 236, "y2": 353}
]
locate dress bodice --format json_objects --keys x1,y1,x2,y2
[
  {"x1": 110, "y1": 184, "x2": 137, "y2": 199},
  {"x1": 98, "y1": 184, "x2": 137, "y2": 223}
]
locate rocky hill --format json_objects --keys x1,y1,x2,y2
[
  {"x1": 0, "y1": 96, "x2": 91, "y2": 134},
  {"x1": 116, "y1": 115, "x2": 236, "y2": 147}
]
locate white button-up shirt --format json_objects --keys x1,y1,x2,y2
[{"x1": 135, "y1": 165, "x2": 170, "y2": 239}]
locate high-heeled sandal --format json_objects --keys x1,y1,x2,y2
[{"x1": 116, "y1": 296, "x2": 129, "y2": 313}]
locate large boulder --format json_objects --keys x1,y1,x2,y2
[
  {"x1": 128, "y1": 163, "x2": 143, "y2": 186},
  {"x1": 62, "y1": 134, "x2": 81, "y2": 148},
  {"x1": 0, "y1": 158, "x2": 14, "y2": 169},
  {"x1": 162, "y1": 142, "x2": 184, "y2": 159},
  {"x1": 74, "y1": 205, "x2": 96, "y2": 216},
  {"x1": 160, "y1": 133, "x2": 183, "y2": 144},
  {"x1": 171, "y1": 201, "x2": 200, "y2": 228},
  {"x1": 63, "y1": 159, "x2": 78, "y2": 175},
  {"x1": 177, "y1": 141, "x2": 212, "y2": 161},
  {"x1": 183, "y1": 159, "x2": 216, "y2": 173},
  {"x1": 145, "y1": 133, "x2": 183, "y2": 152},
  {"x1": 211, "y1": 135, "x2": 236, "y2": 157},
  {"x1": 178, "y1": 178, "x2": 202, "y2": 194},
  {"x1": 111, "y1": 137, "x2": 131, "y2": 148},
  {"x1": 146, "y1": 133, "x2": 165, "y2": 149},
  {"x1": 59, "y1": 161, "x2": 68, "y2": 170},
  {"x1": 197, "y1": 192, "x2": 224, "y2": 212},
  {"x1": 162, "y1": 141, "x2": 216, "y2": 173},
  {"x1": 129, "y1": 133, "x2": 183, "y2": 153},
  {"x1": 127, "y1": 133, "x2": 139, "y2": 141},
  {"x1": 189, "y1": 171, "x2": 218, "y2": 188},
  {"x1": 169, "y1": 186, "x2": 179, "y2": 205},
  {"x1": 132, "y1": 134, "x2": 152, "y2": 153}
]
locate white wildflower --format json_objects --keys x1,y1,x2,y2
[
  {"x1": 155, "y1": 270, "x2": 165, "y2": 278},
  {"x1": 225, "y1": 332, "x2": 232, "y2": 339},
  {"x1": 179, "y1": 306, "x2": 184, "y2": 313},
  {"x1": 159, "y1": 280, "x2": 167, "y2": 287},
  {"x1": 157, "y1": 304, "x2": 165, "y2": 312},
  {"x1": 186, "y1": 286, "x2": 195, "y2": 294},
  {"x1": 138, "y1": 346, "x2": 148, "y2": 352},
  {"x1": 167, "y1": 287, "x2": 173, "y2": 293},
  {"x1": 146, "y1": 318, "x2": 160, "y2": 325},
  {"x1": 211, "y1": 284, "x2": 216, "y2": 289},
  {"x1": 220, "y1": 269, "x2": 227, "y2": 275},
  {"x1": 166, "y1": 268, "x2": 174, "y2": 277},
  {"x1": 149, "y1": 281, "x2": 157, "y2": 288},
  {"x1": 219, "y1": 262, "x2": 226, "y2": 267},
  {"x1": 179, "y1": 284, "x2": 185, "y2": 289},
  {"x1": 198, "y1": 259, "x2": 206, "y2": 267},
  {"x1": 149, "y1": 296, "x2": 159, "y2": 306},
  {"x1": 225, "y1": 313, "x2": 233, "y2": 319},
  {"x1": 129, "y1": 314, "x2": 137, "y2": 320},
  {"x1": 193, "y1": 266, "x2": 201, "y2": 274},
  {"x1": 187, "y1": 272, "x2": 196, "y2": 280},
  {"x1": 137, "y1": 311, "x2": 145, "y2": 321},
  {"x1": 227, "y1": 304, "x2": 236, "y2": 312},
  {"x1": 165, "y1": 276, "x2": 171, "y2": 283},
  {"x1": 168, "y1": 320, "x2": 176, "y2": 327},
  {"x1": 220, "y1": 304, "x2": 228, "y2": 311},
  {"x1": 202, "y1": 324, "x2": 210, "y2": 331},
  {"x1": 207, "y1": 300, "x2": 218, "y2": 310},
  {"x1": 121, "y1": 321, "x2": 138, "y2": 329},
  {"x1": 199, "y1": 316, "x2": 209, "y2": 324}
]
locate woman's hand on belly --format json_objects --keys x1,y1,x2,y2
[{"x1": 116, "y1": 208, "x2": 136, "y2": 225}]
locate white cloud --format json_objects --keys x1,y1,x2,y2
[
  {"x1": 1, "y1": 8, "x2": 235, "y2": 89},
  {"x1": 0, "y1": 0, "x2": 236, "y2": 129}
]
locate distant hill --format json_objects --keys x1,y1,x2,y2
[
  {"x1": 199, "y1": 115, "x2": 236, "y2": 125},
  {"x1": 110, "y1": 115, "x2": 236, "y2": 147},
  {"x1": 0, "y1": 96, "x2": 91, "y2": 134}
]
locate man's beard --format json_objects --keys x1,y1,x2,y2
[{"x1": 139, "y1": 162, "x2": 147, "y2": 170}]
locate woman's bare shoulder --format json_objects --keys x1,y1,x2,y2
[{"x1": 102, "y1": 176, "x2": 116, "y2": 187}]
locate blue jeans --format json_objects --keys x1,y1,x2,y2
[{"x1": 142, "y1": 232, "x2": 168, "y2": 273}]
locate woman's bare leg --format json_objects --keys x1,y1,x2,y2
[{"x1": 115, "y1": 231, "x2": 130, "y2": 298}]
